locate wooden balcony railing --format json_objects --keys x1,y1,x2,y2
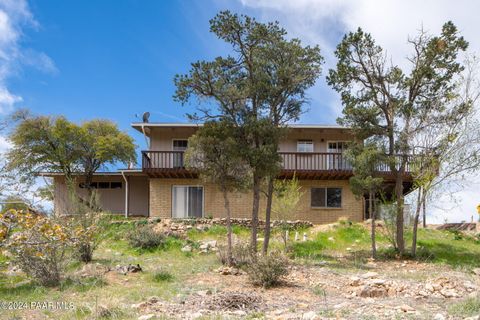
[{"x1": 142, "y1": 151, "x2": 417, "y2": 178}]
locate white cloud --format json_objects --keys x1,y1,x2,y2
[
  {"x1": 0, "y1": 0, "x2": 56, "y2": 113},
  {"x1": 239, "y1": 0, "x2": 480, "y2": 223}
]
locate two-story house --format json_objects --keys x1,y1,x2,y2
[{"x1": 45, "y1": 122, "x2": 414, "y2": 224}]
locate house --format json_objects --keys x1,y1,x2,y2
[{"x1": 43, "y1": 122, "x2": 415, "y2": 224}]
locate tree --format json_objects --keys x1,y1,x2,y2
[
  {"x1": 327, "y1": 22, "x2": 469, "y2": 255},
  {"x1": 185, "y1": 121, "x2": 250, "y2": 265},
  {"x1": 7, "y1": 113, "x2": 136, "y2": 204},
  {"x1": 175, "y1": 11, "x2": 322, "y2": 253},
  {"x1": 346, "y1": 143, "x2": 384, "y2": 258},
  {"x1": 271, "y1": 175, "x2": 304, "y2": 250},
  {"x1": 410, "y1": 55, "x2": 480, "y2": 256}
]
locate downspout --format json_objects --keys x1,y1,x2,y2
[
  {"x1": 141, "y1": 124, "x2": 150, "y2": 149},
  {"x1": 121, "y1": 171, "x2": 129, "y2": 218}
]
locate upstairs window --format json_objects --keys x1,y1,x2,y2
[
  {"x1": 327, "y1": 141, "x2": 348, "y2": 153},
  {"x1": 79, "y1": 182, "x2": 122, "y2": 189},
  {"x1": 297, "y1": 140, "x2": 314, "y2": 153},
  {"x1": 173, "y1": 139, "x2": 188, "y2": 151},
  {"x1": 311, "y1": 187, "x2": 342, "y2": 208}
]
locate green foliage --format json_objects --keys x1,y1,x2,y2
[
  {"x1": 327, "y1": 21, "x2": 469, "y2": 254},
  {"x1": 217, "y1": 242, "x2": 253, "y2": 267},
  {"x1": 448, "y1": 296, "x2": 480, "y2": 317},
  {"x1": 152, "y1": 270, "x2": 174, "y2": 282},
  {"x1": 246, "y1": 252, "x2": 289, "y2": 288},
  {"x1": 7, "y1": 112, "x2": 136, "y2": 185},
  {"x1": 127, "y1": 225, "x2": 165, "y2": 250},
  {"x1": 272, "y1": 176, "x2": 304, "y2": 222}
]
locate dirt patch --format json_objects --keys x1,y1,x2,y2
[{"x1": 132, "y1": 260, "x2": 480, "y2": 319}]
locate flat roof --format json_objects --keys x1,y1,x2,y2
[
  {"x1": 131, "y1": 122, "x2": 349, "y2": 136},
  {"x1": 39, "y1": 170, "x2": 146, "y2": 177}
]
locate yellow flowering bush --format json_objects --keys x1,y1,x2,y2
[{"x1": 0, "y1": 209, "x2": 76, "y2": 287}]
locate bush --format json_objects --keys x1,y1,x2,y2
[
  {"x1": 217, "y1": 242, "x2": 252, "y2": 267},
  {"x1": 2, "y1": 210, "x2": 75, "y2": 287},
  {"x1": 246, "y1": 252, "x2": 289, "y2": 288},
  {"x1": 127, "y1": 225, "x2": 165, "y2": 249},
  {"x1": 152, "y1": 270, "x2": 174, "y2": 282}
]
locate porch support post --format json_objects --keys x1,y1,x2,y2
[{"x1": 121, "y1": 171, "x2": 129, "y2": 218}]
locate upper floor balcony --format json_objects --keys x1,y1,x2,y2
[{"x1": 141, "y1": 150, "x2": 416, "y2": 180}]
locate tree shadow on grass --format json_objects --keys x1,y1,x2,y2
[{"x1": 417, "y1": 241, "x2": 480, "y2": 268}]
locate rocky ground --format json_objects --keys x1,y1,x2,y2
[{"x1": 131, "y1": 260, "x2": 480, "y2": 320}]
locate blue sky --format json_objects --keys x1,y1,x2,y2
[
  {"x1": 2, "y1": 0, "x2": 480, "y2": 222},
  {"x1": 9, "y1": 0, "x2": 342, "y2": 153}
]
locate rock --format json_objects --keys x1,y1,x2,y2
[
  {"x1": 231, "y1": 310, "x2": 247, "y2": 316},
  {"x1": 76, "y1": 263, "x2": 110, "y2": 277},
  {"x1": 349, "y1": 276, "x2": 361, "y2": 286},
  {"x1": 181, "y1": 245, "x2": 192, "y2": 252},
  {"x1": 433, "y1": 313, "x2": 445, "y2": 320},
  {"x1": 464, "y1": 316, "x2": 480, "y2": 320},
  {"x1": 472, "y1": 268, "x2": 480, "y2": 276},
  {"x1": 302, "y1": 311, "x2": 318, "y2": 320},
  {"x1": 398, "y1": 305, "x2": 415, "y2": 313},
  {"x1": 115, "y1": 264, "x2": 142, "y2": 275},
  {"x1": 359, "y1": 285, "x2": 388, "y2": 298},
  {"x1": 371, "y1": 279, "x2": 386, "y2": 285},
  {"x1": 440, "y1": 288, "x2": 458, "y2": 298},
  {"x1": 361, "y1": 271, "x2": 379, "y2": 279},
  {"x1": 138, "y1": 315, "x2": 155, "y2": 320}
]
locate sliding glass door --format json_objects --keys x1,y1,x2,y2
[{"x1": 172, "y1": 186, "x2": 203, "y2": 218}]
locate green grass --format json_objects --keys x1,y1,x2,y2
[
  {"x1": 448, "y1": 296, "x2": 480, "y2": 317},
  {"x1": 152, "y1": 270, "x2": 174, "y2": 282}
]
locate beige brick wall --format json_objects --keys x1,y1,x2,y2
[{"x1": 149, "y1": 178, "x2": 364, "y2": 224}]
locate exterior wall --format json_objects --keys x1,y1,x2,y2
[
  {"x1": 53, "y1": 175, "x2": 149, "y2": 216},
  {"x1": 278, "y1": 128, "x2": 353, "y2": 152},
  {"x1": 148, "y1": 127, "x2": 353, "y2": 152},
  {"x1": 150, "y1": 127, "x2": 198, "y2": 150},
  {"x1": 149, "y1": 178, "x2": 363, "y2": 224},
  {"x1": 128, "y1": 176, "x2": 150, "y2": 216}
]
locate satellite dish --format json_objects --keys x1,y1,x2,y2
[{"x1": 142, "y1": 112, "x2": 150, "y2": 123}]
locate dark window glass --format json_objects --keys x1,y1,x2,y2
[
  {"x1": 98, "y1": 182, "x2": 109, "y2": 189},
  {"x1": 173, "y1": 140, "x2": 188, "y2": 150},
  {"x1": 327, "y1": 188, "x2": 342, "y2": 208},
  {"x1": 311, "y1": 188, "x2": 326, "y2": 207},
  {"x1": 110, "y1": 182, "x2": 122, "y2": 189},
  {"x1": 90, "y1": 182, "x2": 98, "y2": 189}
]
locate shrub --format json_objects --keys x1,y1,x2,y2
[
  {"x1": 217, "y1": 242, "x2": 252, "y2": 267},
  {"x1": 448, "y1": 296, "x2": 480, "y2": 317},
  {"x1": 2, "y1": 210, "x2": 75, "y2": 287},
  {"x1": 246, "y1": 252, "x2": 289, "y2": 288},
  {"x1": 127, "y1": 225, "x2": 165, "y2": 249},
  {"x1": 152, "y1": 270, "x2": 174, "y2": 282}
]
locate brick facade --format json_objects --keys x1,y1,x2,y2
[{"x1": 149, "y1": 178, "x2": 364, "y2": 224}]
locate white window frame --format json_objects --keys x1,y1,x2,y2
[
  {"x1": 310, "y1": 187, "x2": 343, "y2": 209},
  {"x1": 171, "y1": 185, "x2": 204, "y2": 218},
  {"x1": 326, "y1": 141, "x2": 349, "y2": 153},
  {"x1": 297, "y1": 140, "x2": 314, "y2": 153},
  {"x1": 172, "y1": 139, "x2": 189, "y2": 151}
]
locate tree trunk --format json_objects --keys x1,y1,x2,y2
[
  {"x1": 262, "y1": 177, "x2": 274, "y2": 255},
  {"x1": 222, "y1": 187, "x2": 233, "y2": 266},
  {"x1": 395, "y1": 177, "x2": 405, "y2": 255},
  {"x1": 422, "y1": 194, "x2": 427, "y2": 228},
  {"x1": 369, "y1": 192, "x2": 376, "y2": 259},
  {"x1": 250, "y1": 174, "x2": 261, "y2": 254},
  {"x1": 411, "y1": 187, "x2": 423, "y2": 257}
]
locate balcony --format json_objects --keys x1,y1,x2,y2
[{"x1": 142, "y1": 151, "x2": 415, "y2": 180}]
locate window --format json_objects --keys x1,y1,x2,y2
[
  {"x1": 327, "y1": 141, "x2": 348, "y2": 153},
  {"x1": 110, "y1": 182, "x2": 122, "y2": 189},
  {"x1": 78, "y1": 181, "x2": 122, "y2": 189},
  {"x1": 311, "y1": 187, "x2": 342, "y2": 208},
  {"x1": 173, "y1": 139, "x2": 188, "y2": 151},
  {"x1": 98, "y1": 182, "x2": 110, "y2": 189},
  {"x1": 297, "y1": 140, "x2": 314, "y2": 152},
  {"x1": 172, "y1": 186, "x2": 203, "y2": 218}
]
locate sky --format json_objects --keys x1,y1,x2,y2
[{"x1": 0, "y1": 0, "x2": 479, "y2": 222}]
